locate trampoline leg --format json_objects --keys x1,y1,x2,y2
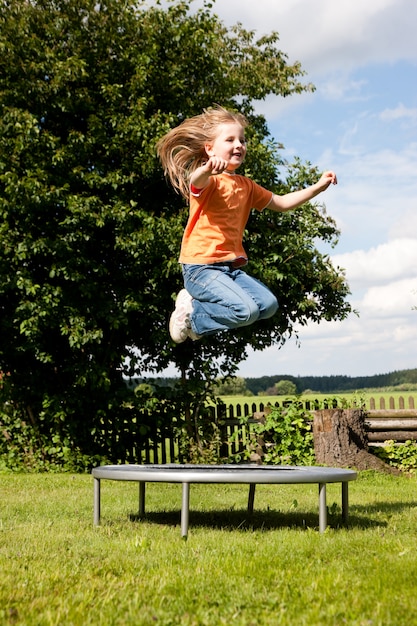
[
  {"x1": 342, "y1": 482, "x2": 349, "y2": 523},
  {"x1": 319, "y1": 483, "x2": 327, "y2": 533},
  {"x1": 248, "y1": 484, "x2": 256, "y2": 514},
  {"x1": 94, "y1": 477, "x2": 101, "y2": 526},
  {"x1": 139, "y1": 482, "x2": 145, "y2": 516},
  {"x1": 181, "y1": 482, "x2": 190, "y2": 539}
]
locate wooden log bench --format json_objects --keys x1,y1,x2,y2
[{"x1": 366, "y1": 410, "x2": 417, "y2": 445}]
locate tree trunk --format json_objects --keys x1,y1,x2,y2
[{"x1": 313, "y1": 409, "x2": 399, "y2": 473}]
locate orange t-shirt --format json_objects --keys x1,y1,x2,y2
[{"x1": 179, "y1": 173, "x2": 272, "y2": 265}]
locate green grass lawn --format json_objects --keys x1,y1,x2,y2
[{"x1": 1, "y1": 471, "x2": 417, "y2": 625}]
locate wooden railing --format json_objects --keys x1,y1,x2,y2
[
  {"x1": 368, "y1": 396, "x2": 415, "y2": 410},
  {"x1": 111, "y1": 396, "x2": 417, "y2": 464},
  {"x1": 214, "y1": 395, "x2": 417, "y2": 416}
]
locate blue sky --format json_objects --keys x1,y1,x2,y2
[{"x1": 162, "y1": 0, "x2": 417, "y2": 378}]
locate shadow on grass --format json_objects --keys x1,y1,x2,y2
[
  {"x1": 350, "y1": 500, "x2": 417, "y2": 515},
  {"x1": 128, "y1": 508, "x2": 385, "y2": 532}
]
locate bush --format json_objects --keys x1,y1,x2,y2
[
  {"x1": 0, "y1": 402, "x2": 109, "y2": 473},
  {"x1": 230, "y1": 402, "x2": 315, "y2": 465},
  {"x1": 373, "y1": 440, "x2": 417, "y2": 474}
]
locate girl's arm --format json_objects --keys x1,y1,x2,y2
[{"x1": 267, "y1": 171, "x2": 337, "y2": 212}]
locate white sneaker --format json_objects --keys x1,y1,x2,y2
[{"x1": 169, "y1": 289, "x2": 200, "y2": 343}]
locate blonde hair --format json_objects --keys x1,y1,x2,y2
[{"x1": 157, "y1": 105, "x2": 248, "y2": 199}]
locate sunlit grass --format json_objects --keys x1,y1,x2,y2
[{"x1": 1, "y1": 471, "x2": 417, "y2": 625}]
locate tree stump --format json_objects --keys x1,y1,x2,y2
[{"x1": 313, "y1": 409, "x2": 399, "y2": 473}]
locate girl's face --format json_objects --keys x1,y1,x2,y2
[{"x1": 205, "y1": 122, "x2": 247, "y2": 171}]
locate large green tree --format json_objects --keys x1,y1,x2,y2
[{"x1": 0, "y1": 0, "x2": 351, "y2": 463}]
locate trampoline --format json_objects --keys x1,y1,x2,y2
[{"x1": 92, "y1": 463, "x2": 357, "y2": 537}]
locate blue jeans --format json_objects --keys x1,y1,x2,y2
[{"x1": 182, "y1": 263, "x2": 278, "y2": 336}]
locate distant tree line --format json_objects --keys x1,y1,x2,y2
[
  {"x1": 139, "y1": 368, "x2": 417, "y2": 396},
  {"x1": 244, "y1": 369, "x2": 417, "y2": 395}
]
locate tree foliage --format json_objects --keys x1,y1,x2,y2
[
  {"x1": 0, "y1": 0, "x2": 351, "y2": 464},
  {"x1": 273, "y1": 380, "x2": 298, "y2": 396},
  {"x1": 213, "y1": 376, "x2": 252, "y2": 397}
]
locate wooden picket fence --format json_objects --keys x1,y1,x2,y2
[{"x1": 115, "y1": 395, "x2": 417, "y2": 464}]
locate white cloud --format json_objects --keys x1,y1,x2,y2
[
  {"x1": 320, "y1": 76, "x2": 369, "y2": 102},
  {"x1": 192, "y1": 0, "x2": 417, "y2": 76},
  {"x1": 332, "y1": 239, "x2": 417, "y2": 287},
  {"x1": 318, "y1": 142, "x2": 417, "y2": 250},
  {"x1": 390, "y1": 208, "x2": 417, "y2": 239},
  {"x1": 236, "y1": 298, "x2": 417, "y2": 377},
  {"x1": 380, "y1": 104, "x2": 417, "y2": 125},
  {"x1": 361, "y1": 278, "x2": 417, "y2": 316}
]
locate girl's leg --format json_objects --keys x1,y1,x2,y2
[
  {"x1": 233, "y1": 269, "x2": 279, "y2": 321},
  {"x1": 182, "y1": 263, "x2": 278, "y2": 336}
]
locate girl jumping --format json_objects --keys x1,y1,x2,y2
[{"x1": 157, "y1": 105, "x2": 337, "y2": 343}]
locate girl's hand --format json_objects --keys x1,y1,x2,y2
[
  {"x1": 190, "y1": 156, "x2": 231, "y2": 191},
  {"x1": 203, "y1": 156, "x2": 229, "y2": 175},
  {"x1": 317, "y1": 170, "x2": 338, "y2": 190}
]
